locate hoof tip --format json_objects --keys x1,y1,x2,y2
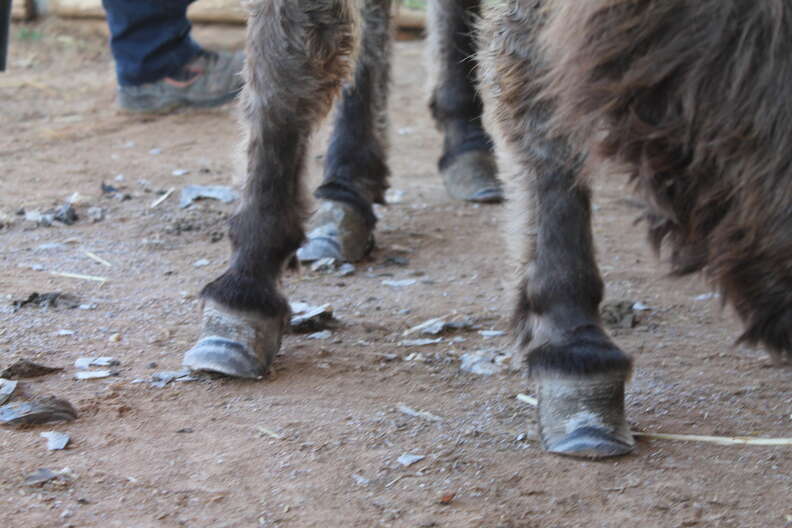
[
  {"x1": 544, "y1": 426, "x2": 635, "y2": 459},
  {"x1": 183, "y1": 337, "x2": 267, "y2": 380}
]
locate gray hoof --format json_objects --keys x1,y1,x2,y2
[
  {"x1": 441, "y1": 150, "x2": 504, "y2": 204},
  {"x1": 298, "y1": 200, "x2": 373, "y2": 263},
  {"x1": 183, "y1": 337, "x2": 267, "y2": 379},
  {"x1": 537, "y1": 373, "x2": 635, "y2": 459},
  {"x1": 182, "y1": 301, "x2": 284, "y2": 379}
]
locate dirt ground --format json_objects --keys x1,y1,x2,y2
[{"x1": 2, "y1": 19, "x2": 792, "y2": 528}]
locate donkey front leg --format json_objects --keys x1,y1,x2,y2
[
  {"x1": 298, "y1": 0, "x2": 393, "y2": 263},
  {"x1": 183, "y1": 0, "x2": 358, "y2": 378},
  {"x1": 429, "y1": 0, "x2": 503, "y2": 203},
  {"x1": 484, "y1": 1, "x2": 633, "y2": 457}
]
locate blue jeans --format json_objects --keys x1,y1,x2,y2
[{"x1": 102, "y1": 0, "x2": 203, "y2": 86}]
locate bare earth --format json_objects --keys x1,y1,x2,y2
[{"x1": 2, "y1": 20, "x2": 792, "y2": 528}]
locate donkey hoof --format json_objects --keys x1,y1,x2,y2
[
  {"x1": 182, "y1": 300, "x2": 285, "y2": 379},
  {"x1": 537, "y1": 373, "x2": 635, "y2": 459},
  {"x1": 183, "y1": 337, "x2": 268, "y2": 379},
  {"x1": 441, "y1": 150, "x2": 504, "y2": 204},
  {"x1": 297, "y1": 200, "x2": 373, "y2": 263}
]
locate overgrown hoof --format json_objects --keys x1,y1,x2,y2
[
  {"x1": 182, "y1": 301, "x2": 286, "y2": 379},
  {"x1": 537, "y1": 372, "x2": 634, "y2": 459},
  {"x1": 297, "y1": 200, "x2": 374, "y2": 263},
  {"x1": 441, "y1": 150, "x2": 504, "y2": 203}
]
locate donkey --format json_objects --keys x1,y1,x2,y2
[
  {"x1": 184, "y1": 0, "x2": 792, "y2": 459},
  {"x1": 296, "y1": 0, "x2": 502, "y2": 264}
]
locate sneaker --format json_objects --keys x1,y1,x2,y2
[{"x1": 118, "y1": 50, "x2": 245, "y2": 113}]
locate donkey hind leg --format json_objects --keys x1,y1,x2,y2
[
  {"x1": 183, "y1": 0, "x2": 358, "y2": 378},
  {"x1": 483, "y1": 1, "x2": 633, "y2": 457},
  {"x1": 429, "y1": 0, "x2": 503, "y2": 203},
  {"x1": 298, "y1": 0, "x2": 393, "y2": 263}
]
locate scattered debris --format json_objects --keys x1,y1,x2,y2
[
  {"x1": 337, "y1": 263, "x2": 356, "y2": 277},
  {"x1": 74, "y1": 357, "x2": 119, "y2": 369},
  {"x1": 694, "y1": 292, "x2": 720, "y2": 301},
  {"x1": 0, "y1": 397, "x2": 77, "y2": 426},
  {"x1": 172, "y1": 169, "x2": 190, "y2": 176},
  {"x1": 256, "y1": 426, "x2": 283, "y2": 440},
  {"x1": 439, "y1": 492, "x2": 456, "y2": 505},
  {"x1": 601, "y1": 300, "x2": 638, "y2": 329},
  {"x1": 0, "y1": 379, "x2": 17, "y2": 405},
  {"x1": 193, "y1": 259, "x2": 210, "y2": 268},
  {"x1": 382, "y1": 279, "x2": 417, "y2": 288},
  {"x1": 40, "y1": 432, "x2": 70, "y2": 450},
  {"x1": 383, "y1": 255, "x2": 410, "y2": 267},
  {"x1": 404, "y1": 317, "x2": 476, "y2": 337},
  {"x1": 151, "y1": 369, "x2": 197, "y2": 388},
  {"x1": 400, "y1": 338, "x2": 443, "y2": 347},
  {"x1": 25, "y1": 209, "x2": 55, "y2": 227},
  {"x1": 179, "y1": 185, "x2": 238, "y2": 208},
  {"x1": 352, "y1": 474, "x2": 370, "y2": 486},
  {"x1": 397, "y1": 453, "x2": 425, "y2": 467},
  {"x1": 56, "y1": 330, "x2": 75, "y2": 336},
  {"x1": 307, "y1": 330, "x2": 332, "y2": 340},
  {"x1": 310, "y1": 257, "x2": 337, "y2": 273},
  {"x1": 23, "y1": 467, "x2": 75, "y2": 487},
  {"x1": 632, "y1": 301, "x2": 651, "y2": 311},
  {"x1": 478, "y1": 330, "x2": 506, "y2": 338},
  {"x1": 52, "y1": 203, "x2": 78, "y2": 225},
  {"x1": 397, "y1": 403, "x2": 442, "y2": 422},
  {"x1": 83, "y1": 250, "x2": 112, "y2": 267},
  {"x1": 86, "y1": 206, "x2": 105, "y2": 223},
  {"x1": 460, "y1": 350, "x2": 506, "y2": 376},
  {"x1": 385, "y1": 189, "x2": 406, "y2": 204},
  {"x1": 150, "y1": 187, "x2": 175, "y2": 208},
  {"x1": 289, "y1": 303, "x2": 339, "y2": 333},
  {"x1": 11, "y1": 292, "x2": 80, "y2": 311},
  {"x1": 176, "y1": 428, "x2": 193, "y2": 434},
  {"x1": 1, "y1": 360, "x2": 62, "y2": 379},
  {"x1": 50, "y1": 271, "x2": 108, "y2": 284},
  {"x1": 74, "y1": 370, "x2": 115, "y2": 380}
]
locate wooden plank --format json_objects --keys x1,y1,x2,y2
[
  {"x1": 12, "y1": 0, "x2": 37, "y2": 21},
  {"x1": 53, "y1": 0, "x2": 425, "y2": 29}
]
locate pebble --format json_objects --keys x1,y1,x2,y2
[
  {"x1": 460, "y1": 349, "x2": 505, "y2": 376},
  {"x1": 310, "y1": 257, "x2": 337, "y2": 272},
  {"x1": 108, "y1": 333, "x2": 122, "y2": 343},
  {"x1": 193, "y1": 259, "x2": 210, "y2": 268},
  {"x1": 40, "y1": 431, "x2": 70, "y2": 451},
  {"x1": 56, "y1": 330, "x2": 76, "y2": 336},
  {"x1": 397, "y1": 453, "x2": 425, "y2": 467},
  {"x1": 307, "y1": 330, "x2": 332, "y2": 340},
  {"x1": 74, "y1": 370, "x2": 114, "y2": 380},
  {"x1": 337, "y1": 263, "x2": 356, "y2": 277},
  {"x1": 86, "y1": 207, "x2": 105, "y2": 223},
  {"x1": 53, "y1": 203, "x2": 78, "y2": 225},
  {"x1": 400, "y1": 338, "x2": 443, "y2": 347},
  {"x1": 289, "y1": 303, "x2": 338, "y2": 333},
  {"x1": 74, "y1": 357, "x2": 120, "y2": 369},
  {"x1": 172, "y1": 169, "x2": 190, "y2": 176},
  {"x1": 352, "y1": 474, "x2": 370, "y2": 486},
  {"x1": 382, "y1": 279, "x2": 416, "y2": 288},
  {"x1": 179, "y1": 185, "x2": 238, "y2": 208}
]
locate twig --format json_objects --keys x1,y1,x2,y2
[
  {"x1": 150, "y1": 187, "x2": 175, "y2": 208},
  {"x1": 83, "y1": 250, "x2": 112, "y2": 268},
  {"x1": 516, "y1": 393, "x2": 792, "y2": 447},
  {"x1": 50, "y1": 271, "x2": 108, "y2": 283}
]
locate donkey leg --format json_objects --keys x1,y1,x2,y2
[
  {"x1": 483, "y1": 1, "x2": 633, "y2": 457},
  {"x1": 429, "y1": 0, "x2": 503, "y2": 203},
  {"x1": 298, "y1": 0, "x2": 393, "y2": 263},
  {"x1": 183, "y1": 0, "x2": 358, "y2": 378}
]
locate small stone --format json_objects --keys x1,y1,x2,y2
[
  {"x1": 108, "y1": 333, "x2": 122, "y2": 343},
  {"x1": 460, "y1": 350, "x2": 504, "y2": 376},
  {"x1": 397, "y1": 453, "x2": 425, "y2": 467},
  {"x1": 52, "y1": 204, "x2": 78, "y2": 225},
  {"x1": 74, "y1": 370, "x2": 114, "y2": 380},
  {"x1": 352, "y1": 474, "x2": 370, "y2": 486},
  {"x1": 176, "y1": 428, "x2": 194, "y2": 434},
  {"x1": 86, "y1": 207, "x2": 105, "y2": 223},
  {"x1": 40, "y1": 432, "x2": 70, "y2": 450},
  {"x1": 383, "y1": 255, "x2": 410, "y2": 267},
  {"x1": 478, "y1": 330, "x2": 506, "y2": 338},
  {"x1": 382, "y1": 279, "x2": 416, "y2": 288},
  {"x1": 23, "y1": 468, "x2": 59, "y2": 487},
  {"x1": 400, "y1": 338, "x2": 443, "y2": 347},
  {"x1": 56, "y1": 330, "x2": 76, "y2": 336},
  {"x1": 310, "y1": 257, "x2": 337, "y2": 272},
  {"x1": 337, "y1": 263, "x2": 356, "y2": 277},
  {"x1": 193, "y1": 259, "x2": 210, "y2": 268},
  {"x1": 289, "y1": 303, "x2": 339, "y2": 333},
  {"x1": 172, "y1": 169, "x2": 190, "y2": 176},
  {"x1": 179, "y1": 185, "x2": 238, "y2": 208},
  {"x1": 439, "y1": 492, "x2": 456, "y2": 505},
  {"x1": 307, "y1": 330, "x2": 332, "y2": 340},
  {"x1": 74, "y1": 357, "x2": 120, "y2": 369}
]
